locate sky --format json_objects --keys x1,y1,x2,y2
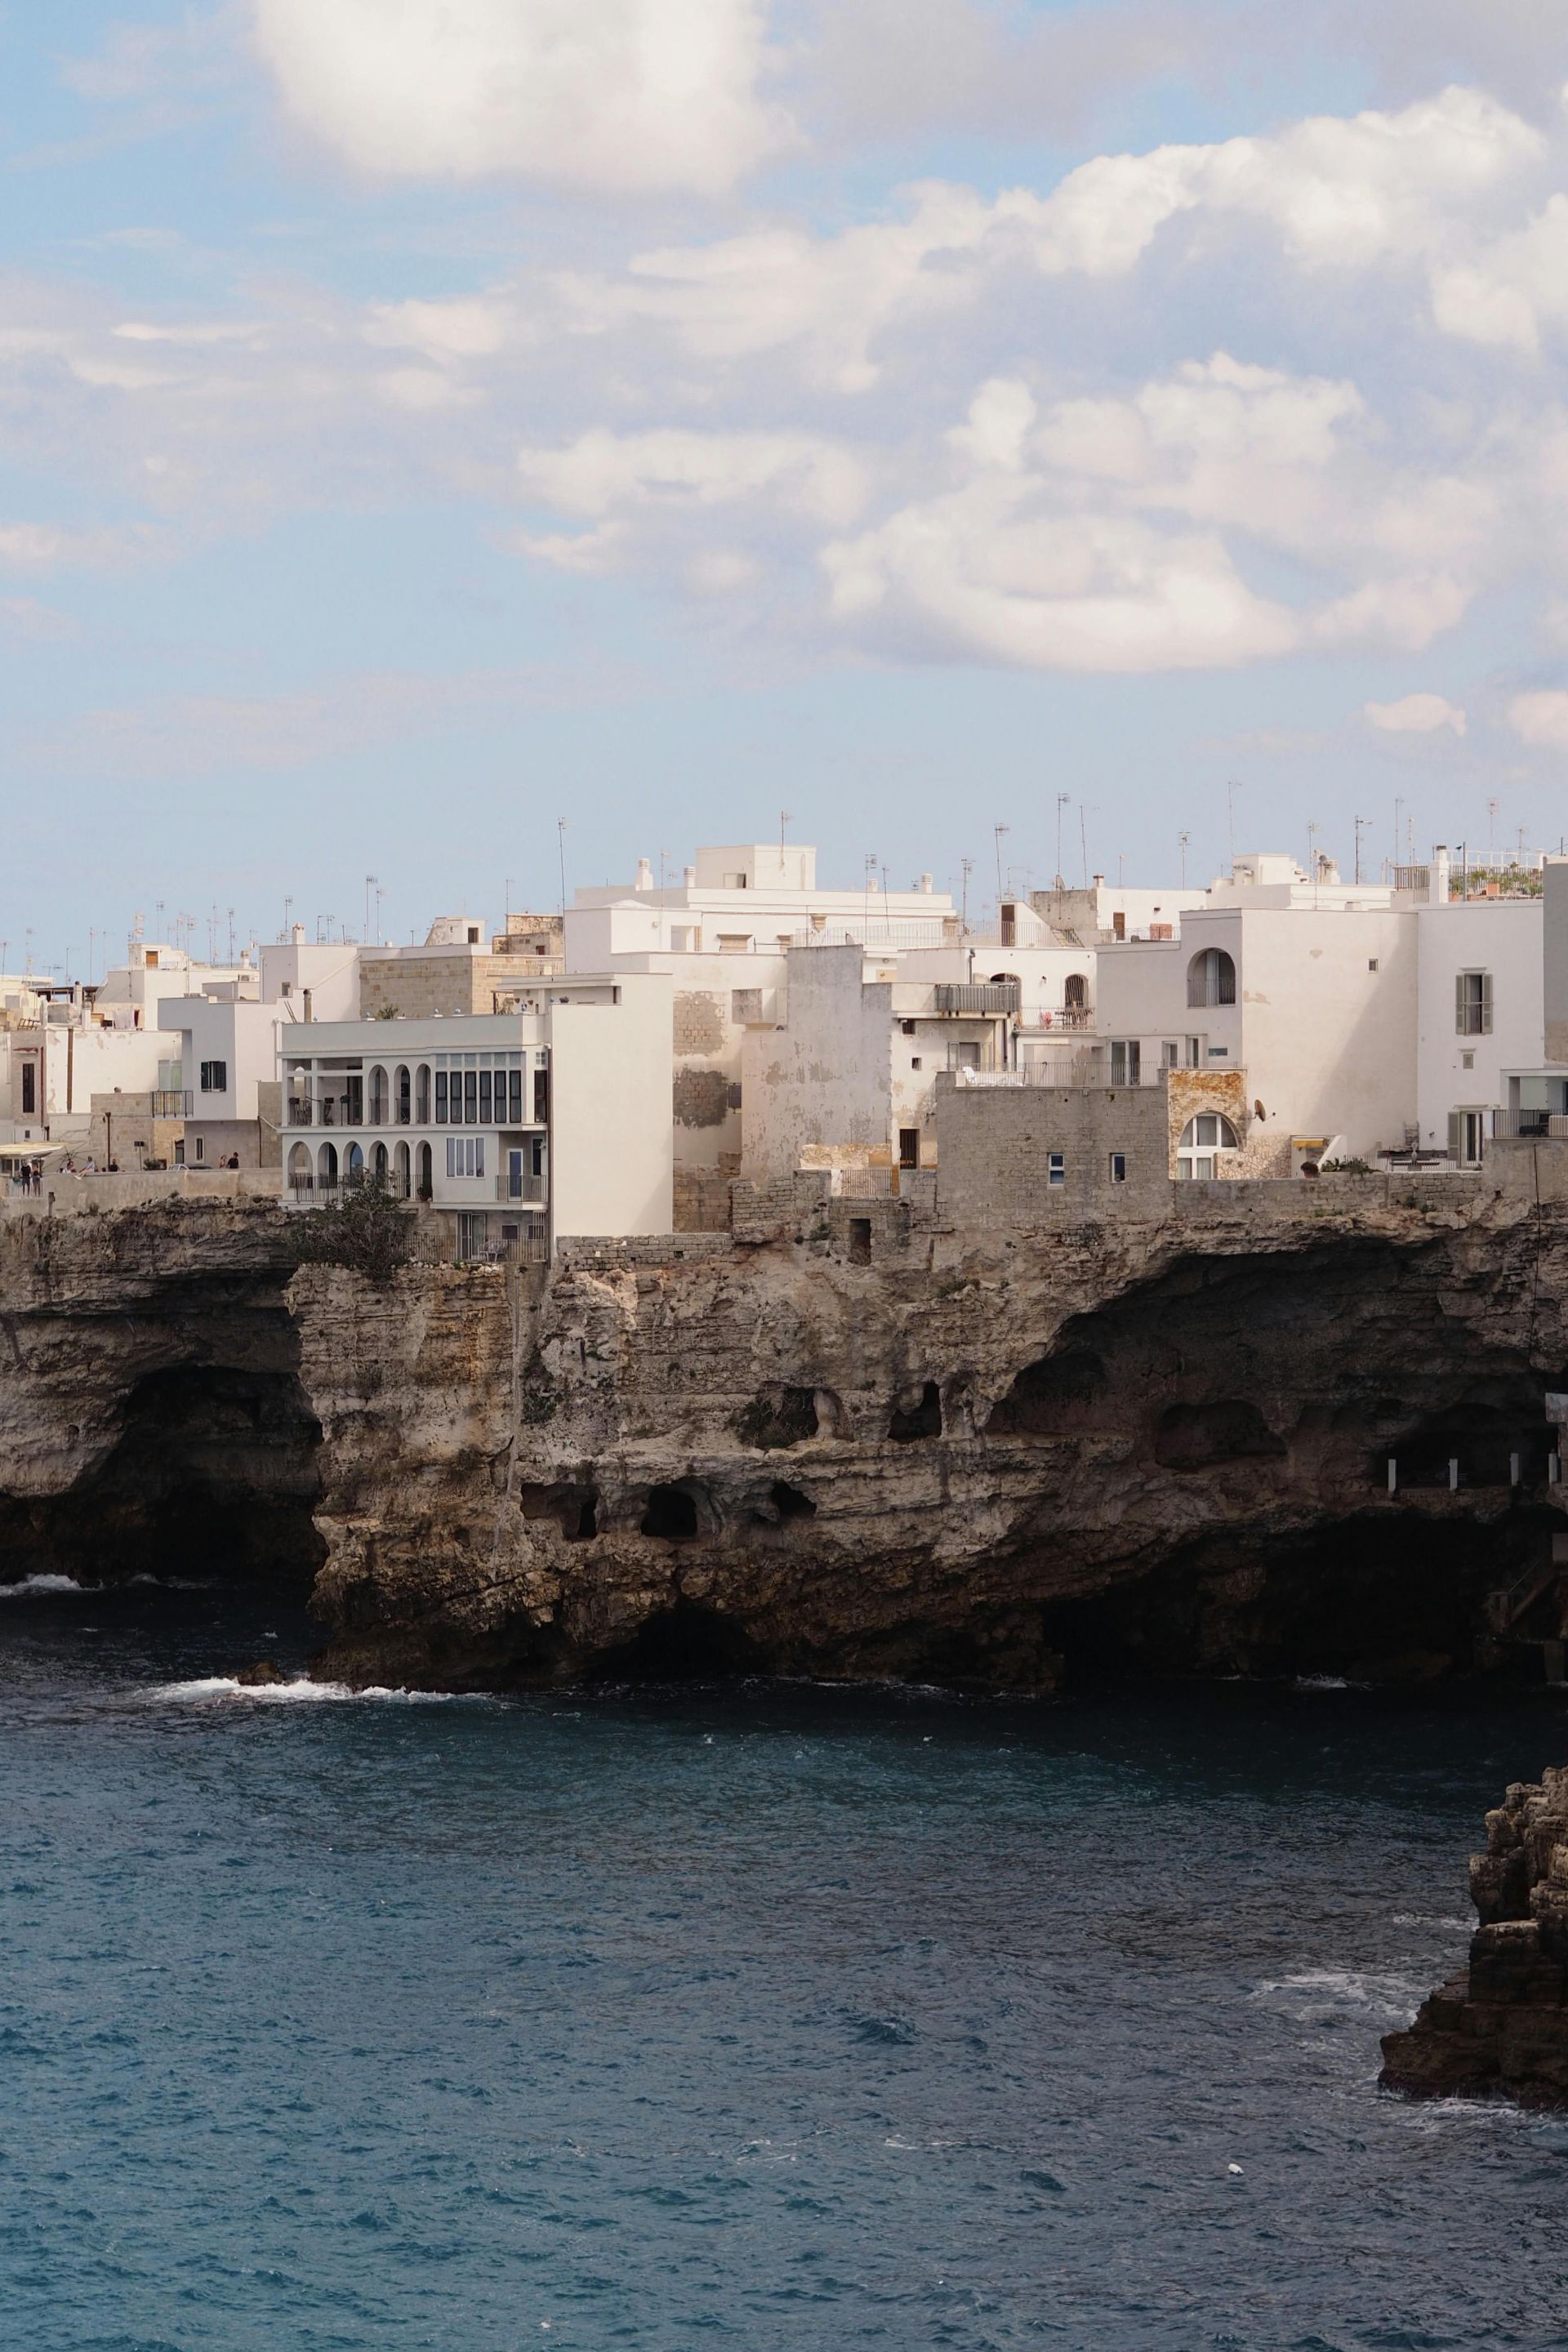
[{"x1": 7, "y1": 0, "x2": 1568, "y2": 972}]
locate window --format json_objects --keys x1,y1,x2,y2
[
  {"x1": 1109, "y1": 1152, "x2": 1128, "y2": 1184},
  {"x1": 1187, "y1": 1037, "x2": 1201, "y2": 1067},
  {"x1": 396, "y1": 1066, "x2": 411, "y2": 1125},
  {"x1": 949, "y1": 1041, "x2": 981, "y2": 1071},
  {"x1": 1065, "y1": 973, "x2": 1088, "y2": 1009},
  {"x1": 1160, "y1": 1042, "x2": 1178, "y2": 1069},
  {"x1": 1048, "y1": 1152, "x2": 1066, "y2": 1186},
  {"x1": 1177, "y1": 1112, "x2": 1240, "y2": 1179},
  {"x1": 174, "y1": 1139, "x2": 185, "y2": 1166},
  {"x1": 198, "y1": 1060, "x2": 227, "y2": 1093},
  {"x1": 20, "y1": 1063, "x2": 35, "y2": 1114},
  {"x1": 533, "y1": 1070, "x2": 550, "y2": 1122},
  {"x1": 194, "y1": 1135, "x2": 204, "y2": 1162},
  {"x1": 1110, "y1": 1040, "x2": 1141, "y2": 1086},
  {"x1": 1450, "y1": 1110, "x2": 1487, "y2": 1167},
  {"x1": 508, "y1": 1069, "x2": 523, "y2": 1123},
  {"x1": 434, "y1": 1068, "x2": 448, "y2": 1121},
  {"x1": 911, "y1": 1056, "x2": 923, "y2": 1071},
  {"x1": 901, "y1": 1019, "x2": 916, "y2": 1036},
  {"x1": 1461, "y1": 1051, "x2": 1475, "y2": 1071},
  {"x1": 1456, "y1": 970, "x2": 1493, "y2": 1036},
  {"x1": 444, "y1": 1136, "x2": 486, "y2": 1178},
  {"x1": 1368, "y1": 959, "x2": 1379, "y2": 973},
  {"x1": 898, "y1": 1128, "x2": 920, "y2": 1169},
  {"x1": 1187, "y1": 947, "x2": 1236, "y2": 1008}
]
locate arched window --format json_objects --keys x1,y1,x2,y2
[
  {"x1": 345, "y1": 1142, "x2": 365, "y2": 1187},
  {"x1": 395, "y1": 1064, "x2": 411, "y2": 1125},
  {"x1": 318, "y1": 1140, "x2": 338, "y2": 1188},
  {"x1": 416, "y1": 1141, "x2": 432, "y2": 1198},
  {"x1": 368, "y1": 1066, "x2": 388, "y2": 1125},
  {"x1": 394, "y1": 1141, "x2": 412, "y2": 1199},
  {"x1": 287, "y1": 1142, "x2": 313, "y2": 1195},
  {"x1": 1187, "y1": 947, "x2": 1236, "y2": 1008},
  {"x1": 416, "y1": 1063, "x2": 431, "y2": 1123},
  {"x1": 372, "y1": 1141, "x2": 389, "y2": 1183},
  {"x1": 1177, "y1": 1113, "x2": 1240, "y2": 1179},
  {"x1": 1064, "y1": 972, "x2": 1088, "y2": 1009}
]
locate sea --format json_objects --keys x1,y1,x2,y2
[{"x1": 3, "y1": 1580, "x2": 1568, "y2": 2352}]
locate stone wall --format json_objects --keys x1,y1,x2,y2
[{"x1": 359, "y1": 953, "x2": 558, "y2": 1019}]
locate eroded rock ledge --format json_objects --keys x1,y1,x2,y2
[
  {"x1": 1381, "y1": 1769, "x2": 1568, "y2": 2108},
  {"x1": 4, "y1": 1187, "x2": 1568, "y2": 1697}
]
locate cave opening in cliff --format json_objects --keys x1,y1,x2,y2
[
  {"x1": 889, "y1": 1383, "x2": 942, "y2": 1443},
  {"x1": 590, "y1": 1599, "x2": 766, "y2": 1682},
  {"x1": 640, "y1": 1481, "x2": 707, "y2": 1541},
  {"x1": 6, "y1": 1361, "x2": 327, "y2": 1596},
  {"x1": 1035, "y1": 1508, "x2": 1566, "y2": 1686}
]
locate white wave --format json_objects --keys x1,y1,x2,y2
[
  {"x1": 1293, "y1": 1674, "x2": 1370, "y2": 1691},
  {"x1": 0, "y1": 1574, "x2": 87, "y2": 1598},
  {"x1": 144, "y1": 1675, "x2": 472, "y2": 1705},
  {"x1": 127, "y1": 1575, "x2": 216, "y2": 1591},
  {"x1": 1252, "y1": 1969, "x2": 1423, "y2": 2022}
]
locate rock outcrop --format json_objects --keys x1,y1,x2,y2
[
  {"x1": 3, "y1": 1180, "x2": 1568, "y2": 1698},
  {"x1": 1381, "y1": 1770, "x2": 1568, "y2": 2107}
]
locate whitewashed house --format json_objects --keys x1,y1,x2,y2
[{"x1": 279, "y1": 972, "x2": 672, "y2": 1257}]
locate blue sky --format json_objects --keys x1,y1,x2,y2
[{"x1": 5, "y1": 0, "x2": 1568, "y2": 973}]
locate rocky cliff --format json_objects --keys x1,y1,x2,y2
[
  {"x1": 1381, "y1": 1770, "x2": 1568, "y2": 2107},
  {"x1": 3, "y1": 1180, "x2": 1567, "y2": 1691}
]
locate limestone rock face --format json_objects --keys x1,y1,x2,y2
[
  {"x1": 284, "y1": 1187, "x2": 1568, "y2": 1693},
  {"x1": 3, "y1": 1191, "x2": 1568, "y2": 1701},
  {"x1": 1381, "y1": 1770, "x2": 1568, "y2": 2107}
]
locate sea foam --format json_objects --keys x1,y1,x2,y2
[{"x1": 0, "y1": 1575, "x2": 87, "y2": 1598}]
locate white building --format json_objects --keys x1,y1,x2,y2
[
  {"x1": 564, "y1": 841, "x2": 963, "y2": 1187},
  {"x1": 1093, "y1": 854, "x2": 1419, "y2": 1172},
  {"x1": 1414, "y1": 849, "x2": 1556, "y2": 1165},
  {"x1": 279, "y1": 973, "x2": 673, "y2": 1257}
]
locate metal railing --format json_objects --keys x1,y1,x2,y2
[
  {"x1": 152, "y1": 1089, "x2": 191, "y2": 1116},
  {"x1": 1494, "y1": 1110, "x2": 1568, "y2": 1140},
  {"x1": 496, "y1": 1174, "x2": 546, "y2": 1203},
  {"x1": 933, "y1": 982, "x2": 1020, "y2": 1015}
]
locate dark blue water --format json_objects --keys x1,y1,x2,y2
[{"x1": 4, "y1": 1585, "x2": 1568, "y2": 2350}]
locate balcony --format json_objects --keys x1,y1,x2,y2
[
  {"x1": 285, "y1": 1097, "x2": 359, "y2": 1129},
  {"x1": 152, "y1": 1090, "x2": 191, "y2": 1116},
  {"x1": 933, "y1": 982, "x2": 1020, "y2": 1016},
  {"x1": 496, "y1": 1173, "x2": 546, "y2": 1204},
  {"x1": 1494, "y1": 1110, "x2": 1568, "y2": 1140}
]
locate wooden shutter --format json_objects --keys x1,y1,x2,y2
[
  {"x1": 1454, "y1": 972, "x2": 1467, "y2": 1034},
  {"x1": 1481, "y1": 972, "x2": 1494, "y2": 1034},
  {"x1": 1448, "y1": 1111, "x2": 1462, "y2": 1160}
]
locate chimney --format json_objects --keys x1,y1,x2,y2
[
  {"x1": 683, "y1": 865, "x2": 696, "y2": 886},
  {"x1": 291, "y1": 923, "x2": 305, "y2": 946},
  {"x1": 918, "y1": 872, "x2": 933, "y2": 894},
  {"x1": 1431, "y1": 845, "x2": 1450, "y2": 906},
  {"x1": 635, "y1": 857, "x2": 653, "y2": 891},
  {"x1": 1092, "y1": 872, "x2": 1104, "y2": 887}
]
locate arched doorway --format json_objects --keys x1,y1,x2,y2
[
  {"x1": 1187, "y1": 947, "x2": 1236, "y2": 1008},
  {"x1": 345, "y1": 1142, "x2": 365, "y2": 1187},
  {"x1": 395, "y1": 1065, "x2": 411, "y2": 1125},
  {"x1": 1177, "y1": 1113, "x2": 1239, "y2": 1179},
  {"x1": 416, "y1": 1141, "x2": 432, "y2": 1198},
  {"x1": 372, "y1": 1142, "x2": 389, "y2": 1183},
  {"x1": 318, "y1": 1140, "x2": 338, "y2": 1189},
  {"x1": 394, "y1": 1141, "x2": 411, "y2": 1199},
  {"x1": 287, "y1": 1142, "x2": 312, "y2": 1196}
]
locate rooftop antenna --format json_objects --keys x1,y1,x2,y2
[
  {"x1": 1079, "y1": 803, "x2": 1090, "y2": 890},
  {"x1": 227, "y1": 907, "x2": 236, "y2": 962},
  {"x1": 1354, "y1": 814, "x2": 1367, "y2": 886},
  {"x1": 283, "y1": 893, "x2": 292, "y2": 941},
  {"x1": 365, "y1": 874, "x2": 378, "y2": 946},
  {"x1": 1307, "y1": 820, "x2": 1321, "y2": 908},
  {"x1": 1117, "y1": 849, "x2": 1125, "y2": 887},
  {"x1": 1178, "y1": 829, "x2": 1190, "y2": 889},
  {"x1": 994, "y1": 823, "x2": 1010, "y2": 903},
  {"x1": 960, "y1": 856, "x2": 973, "y2": 933},
  {"x1": 1392, "y1": 795, "x2": 1402, "y2": 882},
  {"x1": 1487, "y1": 796, "x2": 1499, "y2": 866},
  {"x1": 1054, "y1": 795, "x2": 1068, "y2": 891},
  {"x1": 780, "y1": 808, "x2": 791, "y2": 850},
  {"x1": 557, "y1": 817, "x2": 568, "y2": 920},
  {"x1": 375, "y1": 884, "x2": 384, "y2": 942},
  {"x1": 1227, "y1": 780, "x2": 1241, "y2": 875}
]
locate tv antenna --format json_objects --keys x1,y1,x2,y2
[
  {"x1": 1054, "y1": 794, "x2": 1069, "y2": 890},
  {"x1": 1178, "y1": 830, "x2": 1190, "y2": 888}
]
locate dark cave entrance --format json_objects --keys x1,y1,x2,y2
[{"x1": 0, "y1": 1360, "x2": 326, "y2": 1596}]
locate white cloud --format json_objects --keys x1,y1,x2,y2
[
  {"x1": 518, "y1": 425, "x2": 866, "y2": 522},
  {"x1": 0, "y1": 521, "x2": 164, "y2": 572},
  {"x1": 1365, "y1": 693, "x2": 1468, "y2": 734},
  {"x1": 251, "y1": 0, "x2": 786, "y2": 194},
  {"x1": 1508, "y1": 689, "x2": 1568, "y2": 752}
]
